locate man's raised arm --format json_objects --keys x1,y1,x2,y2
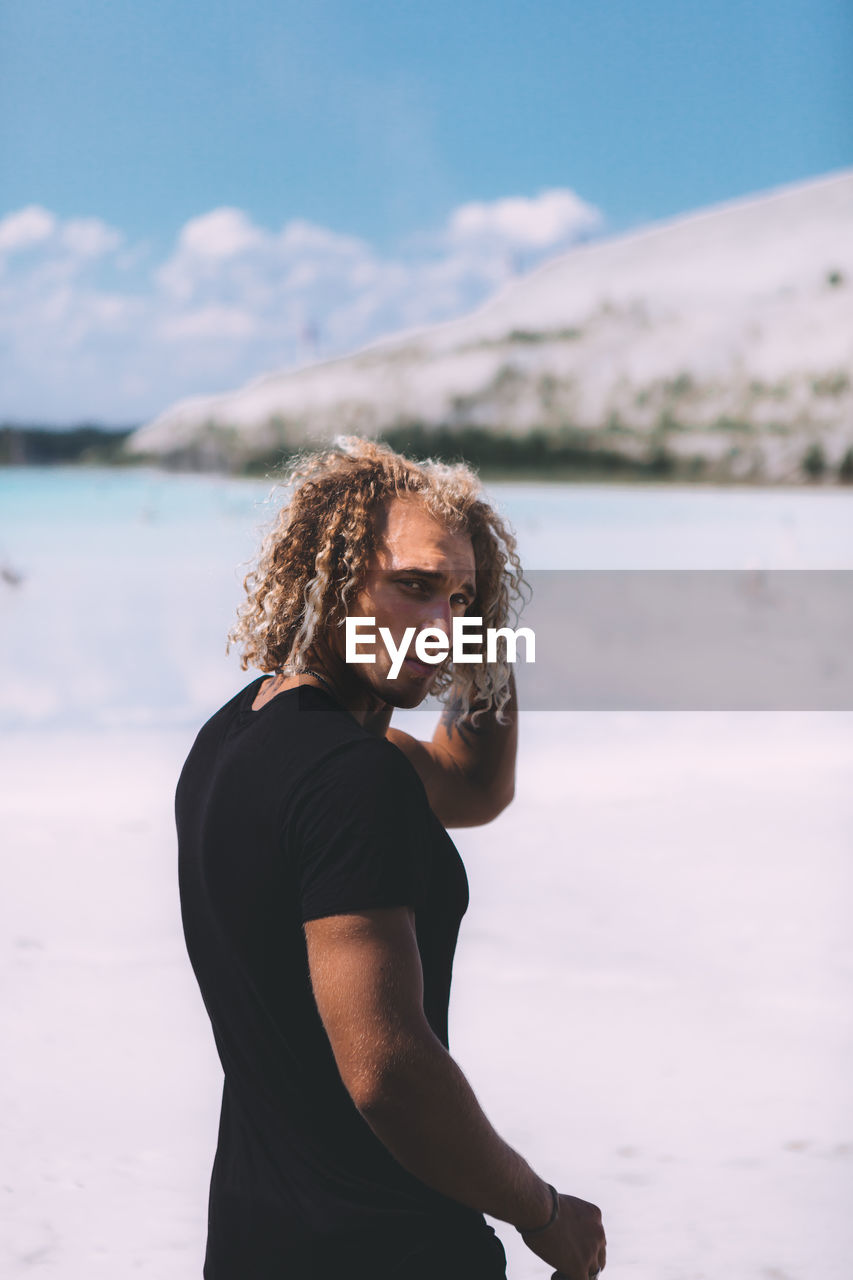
[{"x1": 386, "y1": 672, "x2": 518, "y2": 828}]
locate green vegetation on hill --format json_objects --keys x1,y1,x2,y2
[
  {"x1": 0, "y1": 425, "x2": 136, "y2": 466},
  {"x1": 226, "y1": 424, "x2": 682, "y2": 482},
  {"x1": 376, "y1": 424, "x2": 678, "y2": 479}
]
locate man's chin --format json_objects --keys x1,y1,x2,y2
[
  {"x1": 379, "y1": 682, "x2": 434, "y2": 710},
  {"x1": 376, "y1": 668, "x2": 439, "y2": 709}
]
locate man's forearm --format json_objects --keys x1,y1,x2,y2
[
  {"x1": 355, "y1": 1023, "x2": 551, "y2": 1230},
  {"x1": 434, "y1": 669, "x2": 518, "y2": 809}
]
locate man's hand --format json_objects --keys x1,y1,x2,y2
[{"x1": 521, "y1": 1192, "x2": 607, "y2": 1280}]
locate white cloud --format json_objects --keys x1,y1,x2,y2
[
  {"x1": 60, "y1": 218, "x2": 123, "y2": 258},
  {"x1": 0, "y1": 188, "x2": 602, "y2": 422},
  {"x1": 0, "y1": 205, "x2": 57, "y2": 253},
  {"x1": 448, "y1": 188, "x2": 602, "y2": 250},
  {"x1": 177, "y1": 207, "x2": 266, "y2": 259}
]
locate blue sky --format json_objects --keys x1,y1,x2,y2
[{"x1": 1, "y1": 0, "x2": 850, "y2": 422}]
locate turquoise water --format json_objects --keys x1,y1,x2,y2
[
  {"x1": 2, "y1": 467, "x2": 852, "y2": 728},
  {"x1": 4, "y1": 466, "x2": 853, "y2": 567}
]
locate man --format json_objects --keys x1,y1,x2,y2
[{"x1": 176, "y1": 437, "x2": 606, "y2": 1279}]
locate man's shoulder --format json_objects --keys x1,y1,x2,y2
[
  {"x1": 175, "y1": 678, "x2": 261, "y2": 799},
  {"x1": 196, "y1": 675, "x2": 263, "y2": 732},
  {"x1": 280, "y1": 728, "x2": 431, "y2": 839},
  {"x1": 308, "y1": 730, "x2": 427, "y2": 798},
  {"x1": 179, "y1": 681, "x2": 427, "y2": 815}
]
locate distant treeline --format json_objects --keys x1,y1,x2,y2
[
  {"x1": 5, "y1": 420, "x2": 851, "y2": 485},
  {"x1": 3, "y1": 421, "x2": 678, "y2": 478},
  {"x1": 220, "y1": 424, "x2": 853, "y2": 485},
  {"x1": 236, "y1": 425, "x2": 684, "y2": 481},
  {"x1": 375, "y1": 424, "x2": 679, "y2": 479},
  {"x1": 0, "y1": 424, "x2": 135, "y2": 466}
]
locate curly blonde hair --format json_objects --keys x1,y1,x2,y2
[{"x1": 228, "y1": 436, "x2": 526, "y2": 724}]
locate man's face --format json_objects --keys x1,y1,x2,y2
[{"x1": 332, "y1": 495, "x2": 477, "y2": 709}]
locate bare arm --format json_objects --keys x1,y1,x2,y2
[
  {"x1": 306, "y1": 904, "x2": 549, "y2": 1223},
  {"x1": 305, "y1": 905, "x2": 606, "y2": 1277},
  {"x1": 386, "y1": 671, "x2": 518, "y2": 828}
]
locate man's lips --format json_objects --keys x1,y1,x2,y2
[{"x1": 401, "y1": 656, "x2": 435, "y2": 677}]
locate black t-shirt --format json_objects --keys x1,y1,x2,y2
[{"x1": 176, "y1": 678, "x2": 506, "y2": 1279}]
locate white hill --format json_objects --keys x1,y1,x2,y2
[{"x1": 129, "y1": 171, "x2": 853, "y2": 480}]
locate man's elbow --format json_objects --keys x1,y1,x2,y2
[
  {"x1": 465, "y1": 777, "x2": 515, "y2": 826},
  {"x1": 345, "y1": 1043, "x2": 428, "y2": 1118},
  {"x1": 493, "y1": 777, "x2": 515, "y2": 817},
  {"x1": 350, "y1": 1075, "x2": 401, "y2": 1120}
]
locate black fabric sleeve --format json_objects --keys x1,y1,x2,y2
[{"x1": 285, "y1": 738, "x2": 432, "y2": 924}]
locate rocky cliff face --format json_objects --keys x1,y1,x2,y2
[{"x1": 128, "y1": 171, "x2": 853, "y2": 480}]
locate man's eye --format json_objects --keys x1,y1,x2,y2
[{"x1": 400, "y1": 578, "x2": 427, "y2": 592}]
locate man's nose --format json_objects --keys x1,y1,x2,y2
[{"x1": 425, "y1": 598, "x2": 453, "y2": 633}]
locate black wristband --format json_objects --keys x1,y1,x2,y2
[{"x1": 517, "y1": 1183, "x2": 560, "y2": 1236}]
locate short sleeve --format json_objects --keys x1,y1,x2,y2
[{"x1": 285, "y1": 738, "x2": 432, "y2": 924}]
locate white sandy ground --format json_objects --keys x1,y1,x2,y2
[{"x1": 2, "y1": 711, "x2": 852, "y2": 1280}]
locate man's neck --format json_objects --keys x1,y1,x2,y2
[{"x1": 306, "y1": 648, "x2": 394, "y2": 737}]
